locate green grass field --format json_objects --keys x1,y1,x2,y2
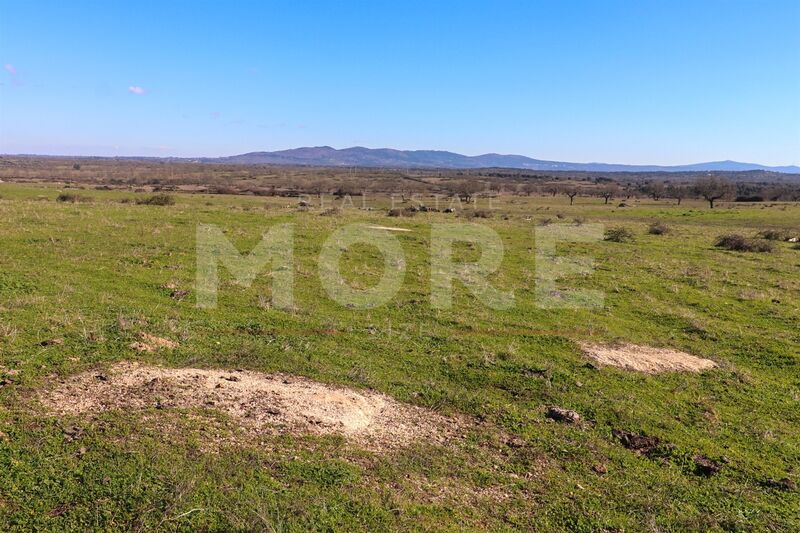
[{"x1": 1, "y1": 183, "x2": 798, "y2": 530}]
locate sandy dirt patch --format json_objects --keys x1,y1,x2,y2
[
  {"x1": 38, "y1": 362, "x2": 458, "y2": 451},
  {"x1": 581, "y1": 343, "x2": 717, "y2": 374},
  {"x1": 130, "y1": 333, "x2": 179, "y2": 352}
]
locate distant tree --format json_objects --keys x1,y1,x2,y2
[
  {"x1": 72, "y1": 163, "x2": 81, "y2": 170},
  {"x1": 694, "y1": 176, "x2": 734, "y2": 208},
  {"x1": 487, "y1": 181, "x2": 504, "y2": 195},
  {"x1": 598, "y1": 184, "x2": 620, "y2": 204},
  {"x1": 452, "y1": 180, "x2": 484, "y2": 203},
  {"x1": 544, "y1": 184, "x2": 561, "y2": 197},
  {"x1": 564, "y1": 187, "x2": 579, "y2": 205},
  {"x1": 666, "y1": 183, "x2": 689, "y2": 205},
  {"x1": 646, "y1": 181, "x2": 666, "y2": 201},
  {"x1": 521, "y1": 182, "x2": 538, "y2": 196}
]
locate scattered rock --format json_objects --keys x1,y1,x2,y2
[
  {"x1": 48, "y1": 503, "x2": 71, "y2": 518},
  {"x1": 62, "y1": 425, "x2": 84, "y2": 442},
  {"x1": 505, "y1": 435, "x2": 527, "y2": 448},
  {"x1": 693, "y1": 454, "x2": 722, "y2": 476},
  {"x1": 545, "y1": 406, "x2": 581, "y2": 424},
  {"x1": 40, "y1": 338, "x2": 64, "y2": 347},
  {"x1": 523, "y1": 367, "x2": 550, "y2": 378},
  {"x1": 764, "y1": 478, "x2": 796, "y2": 492},
  {"x1": 612, "y1": 429, "x2": 661, "y2": 454}
]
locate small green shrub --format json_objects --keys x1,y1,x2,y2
[
  {"x1": 136, "y1": 194, "x2": 175, "y2": 206},
  {"x1": 715, "y1": 234, "x2": 774, "y2": 253},
  {"x1": 604, "y1": 227, "x2": 635, "y2": 243}
]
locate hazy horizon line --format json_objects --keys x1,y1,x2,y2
[{"x1": 1, "y1": 146, "x2": 798, "y2": 169}]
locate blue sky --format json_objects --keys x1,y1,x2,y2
[{"x1": 1, "y1": 1, "x2": 798, "y2": 165}]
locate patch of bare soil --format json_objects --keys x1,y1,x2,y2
[
  {"x1": 130, "y1": 333, "x2": 179, "y2": 352},
  {"x1": 38, "y1": 362, "x2": 459, "y2": 452},
  {"x1": 581, "y1": 343, "x2": 717, "y2": 374}
]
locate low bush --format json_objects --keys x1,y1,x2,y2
[
  {"x1": 757, "y1": 229, "x2": 794, "y2": 241},
  {"x1": 648, "y1": 222, "x2": 670, "y2": 235},
  {"x1": 56, "y1": 193, "x2": 93, "y2": 203},
  {"x1": 715, "y1": 234, "x2": 774, "y2": 253},
  {"x1": 604, "y1": 227, "x2": 635, "y2": 243},
  {"x1": 211, "y1": 186, "x2": 240, "y2": 195},
  {"x1": 136, "y1": 194, "x2": 176, "y2": 206},
  {"x1": 735, "y1": 195, "x2": 764, "y2": 202},
  {"x1": 387, "y1": 208, "x2": 416, "y2": 217}
]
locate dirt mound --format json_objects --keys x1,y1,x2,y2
[
  {"x1": 38, "y1": 362, "x2": 458, "y2": 451},
  {"x1": 581, "y1": 343, "x2": 717, "y2": 374}
]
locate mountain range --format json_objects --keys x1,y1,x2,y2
[{"x1": 204, "y1": 146, "x2": 800, "y2": 173}]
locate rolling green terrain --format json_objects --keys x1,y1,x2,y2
[{"x1": 1, "y1": 183, "x2": 798, "y2": 531}]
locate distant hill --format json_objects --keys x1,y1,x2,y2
[{"x1": 207, "y1": 146, "x2": 800, "y2": 173}]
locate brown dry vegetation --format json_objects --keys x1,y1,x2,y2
[{"x1": 2, "y1": 155, "x2": 799, "y2": 203}]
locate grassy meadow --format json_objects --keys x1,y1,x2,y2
[{"x1": 0, "y1": 183, "x2": 798, "y2": 530}]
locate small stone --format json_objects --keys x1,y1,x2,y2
[
  {"x1": 505, "y1": 435, "x2": 526, "y2": 448},
  {"x1": 63, "y1": 425, "x2": 84, "y2": 442},
  {"x1": 545, "y1": 406, "x2": 581, "y2": 424},
  {"x1": 693, "y1": 454, "x2": 722, "y2": 476},
  {"x1": 765, "y1": 478, "x2": 796, "y2": 492},
  {"x1": 40, "y1": 338, "x2": 64, "y2": 347},
  {"x1": 612, "y1": 429, "x2": 661, "y2": 454}
]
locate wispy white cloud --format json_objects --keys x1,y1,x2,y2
[
  {"x1": 4, "y1": 64, "x2": 17, "y2": 75},
  {"x1": 128, "y1": 85, "x2": 146, "y2": 95}
]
